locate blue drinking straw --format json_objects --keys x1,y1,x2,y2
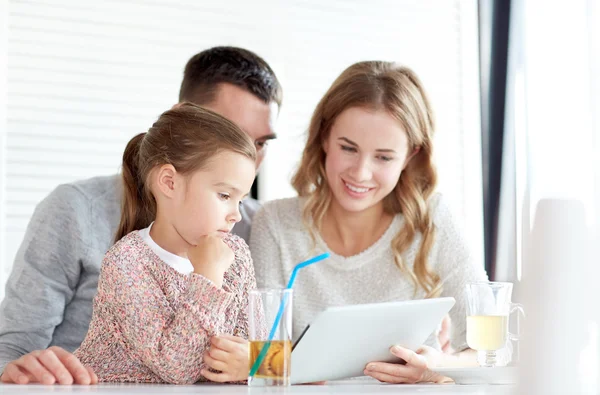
[{"x1": 248, "y1": 252, "x2": 330, "y2": 379}]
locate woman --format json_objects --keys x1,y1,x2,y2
[{"x1": 250, "y1": 61, "x2": 487, "y2": 383}]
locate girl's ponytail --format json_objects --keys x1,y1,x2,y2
[
  {"x1": 113, "y1": 103, "x2": 256, "y2": 243},
  {"x1": 114, "y1": 133, "x2": 155, "y2": 242}
]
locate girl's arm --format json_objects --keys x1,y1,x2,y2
[
  {"x1": 99, "y1": 252, "x2": 235, "y2": 384},
  {"x1": 202, "y1": 238, "x2": 260, "y2": 383},
  {"x1": 230, "y1": 239, "x2": 257, "y2": 340}
]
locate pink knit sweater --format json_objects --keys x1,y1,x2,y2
[{"x1": 74, "y1": 231, "x2": 256, "y2": 384}]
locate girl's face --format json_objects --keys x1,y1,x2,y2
[
  {"x1": 171, "y1": 150, "x2": 256, "y2": 246},
  {"x1": 323, "y1": 107, "x2": 413, "y2": 216}
]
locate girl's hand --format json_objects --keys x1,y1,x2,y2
[
  {"x1": 202, "y1": 335, "x2": 249, "y2": 382},
  {"x1": 188, "y1": 235, "x2": 235, "y2": 287},
  {"x1": 363, "y1": 345, "x2": 448, "y2": 384}
]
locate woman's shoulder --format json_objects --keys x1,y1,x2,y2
[
  {"x1": 261, "y1": 196, "x2": 303, "y2": 214},
  {"x1": 255, "y1": 196, "x2": 304, "y2": 227},
  {"x1": 427, "y1": 192, "x2": 458, "y2": 228},
  {"x1": 426, "y1": 192, "x2": 469, "y2": 248}
]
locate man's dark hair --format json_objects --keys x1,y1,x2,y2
[{"x1": 179, "y1": 46, "x2": 283, "y2": 107}]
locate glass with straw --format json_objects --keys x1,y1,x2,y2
[
  {"x1": 248, "y1": 288, "x2": 293, "y2": 386},
  {"x1": 247, "y1": 253, "x2": 330, "y2": 386}
]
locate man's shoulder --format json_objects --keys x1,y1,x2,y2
[
  {"x1": 32, "y1": 174, "x2": 122, "y2": 232},
  {"x1": 240, "y1": 197, "x2": 261, "y2": 218},
  {"x1": 232, "y1": 198, "x2": 262, "y2": 243},
  {"x1": 45, "y1": 174, "x2": 120, "y2": 205},
  {"x1": 68, "y1": 174, "x2": 122, "y2": 203}
]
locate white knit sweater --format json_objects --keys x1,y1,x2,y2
[{"x1": 249, "y1": 193, "x2": 488, "y2": 351}]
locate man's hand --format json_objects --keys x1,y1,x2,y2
[{"x1": 0, "y1": 346, "x2": 98, "y2": 385}]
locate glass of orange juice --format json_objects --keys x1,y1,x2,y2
[
  {"x1": 466, "y1": 282, "x2": 524, "y2": 367},
  {"x1": 248, "y1": 288, "x2": 293, "y2": 386}
]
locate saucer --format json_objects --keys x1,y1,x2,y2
[{"x1": 431, "y1": 366, "x2": 518, "y2": 385}]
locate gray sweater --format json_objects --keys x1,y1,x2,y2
[
  {"x1": 249, "y1": 195, "x2": 488, "y2": 350},
  {"x1": 0, "y1": 174, "x2": 259, "y2": 372}
]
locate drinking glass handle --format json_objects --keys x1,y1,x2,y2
[{"x1": 508, "y1": 302, "x2": 525, "y2": 341}]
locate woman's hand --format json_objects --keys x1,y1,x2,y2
[
  {"x1": 438, "y1": 314, "x2": 454, "y2": 354},
  {"x1": 202, "y1": 335, "x2": 249, "y2": 382},
  {"x1": 363, "y1": 345, "x2": 449, "y2": 384}
]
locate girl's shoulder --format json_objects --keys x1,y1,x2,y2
[{"x1": 103, "y1": 231, "x2": 154, "y2": 270}]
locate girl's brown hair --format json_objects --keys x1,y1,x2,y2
[
  {"x1": 291, "y1": 61, "x2": 441, "y2": 298},
  {"x1": 115, "y1": 103, "x2": 256, "y2": 242}
]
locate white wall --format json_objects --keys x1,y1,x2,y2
[
  {"x1": 261, "y1": 0, "x2": 484, "y2": 270},
  {"x1": 0, "y1": 0, "x2": 483, "y2": 299},
  {"x1": 523, "y1": 0, "x2": 595, "y2": 213},
  {"x1": 0, "y1": 0, "x2": 8, "y2": 298},
  {"x1": 498, "y1": 0, "x2": 599, "y2": 282}
]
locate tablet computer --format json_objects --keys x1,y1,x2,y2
[{"x1": 290, "y1": 297, "x2": 455, "y2": 384}]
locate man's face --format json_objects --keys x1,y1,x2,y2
[{"x1": 202, "y1": 83, "x2": 278, "y2": 171}]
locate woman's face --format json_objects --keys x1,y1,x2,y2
[{"x1": 323, "y1": 107, "x2": 413, "y2": 215}]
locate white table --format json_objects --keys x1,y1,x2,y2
[{"x1": 0, "y1": 381, "x2": 516, "y2": 395}]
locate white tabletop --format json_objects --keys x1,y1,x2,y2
[{"x1": 0, "y1": 381, "x2": 515, "y2": 395}]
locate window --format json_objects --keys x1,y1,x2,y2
[{"x1": 0, "y1": 0, "x2": 483, "y2": 299}]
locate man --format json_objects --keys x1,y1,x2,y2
[{"x1": 0, "y1": 46, "x2": 282, "y2": 385}]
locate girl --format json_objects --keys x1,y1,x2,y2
[
  {"x1": 250, "y1": 62, "x2": 488, "y2": 384},
  {"x1": 74, "y1": 103, "x2": 257, "y2": 384}
]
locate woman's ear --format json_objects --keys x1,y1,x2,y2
[
  {"x1": 155, "y1": 164, "x2": 178, "y2": 198},
  {"x1": 403, "y1": 147, "x2": 421, "y2": 169}
]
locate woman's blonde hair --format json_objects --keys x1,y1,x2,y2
[
  {"x1": 115, "y1": 102, "x2": 256, "y2": 242},
  {"x1": 291, "y1": 61, "x2": 441, "y2": 298}
]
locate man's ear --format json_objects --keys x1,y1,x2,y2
[
  {"x1": 403, "y1": 147, "x2": 420, "y2": 169},
  {"x1": 155, "y1": 164, "x2": 178, "y2": 198}
]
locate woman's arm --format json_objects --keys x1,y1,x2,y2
[
  {"x1": 364, "y1": 345, "x2": 477, "y2": 384},
  {"x1": 365, "y1": 195, "x2": 487, "y2": 384}
]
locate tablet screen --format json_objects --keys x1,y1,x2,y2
[{"x1": 292, "y1": 325, "x2": 310, "y2": 351}]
